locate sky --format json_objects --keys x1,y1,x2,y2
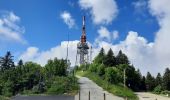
[{"x1": 0, "y1": 0, "x2": 170, "y2": 76}]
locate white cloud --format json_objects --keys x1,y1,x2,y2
[
  {"x1": 79, "y1": 0, "x2": 118, "y2": 25},
  {"x1": 97, "y1": 26, "x2": 111, "y2": 40},
  {"x1": 148, "y1": 0, "x2": 170, "y2": 74},
  {"x1": 0, "y1": 11, "x2": 26, "y2": 43},
  {"x1": 60, "y1": 11, "x2": 76, "y2": 29},
  {"x1": 112, "y1": 30, "x2": 119, "y2": 40},
  {"x1": 95, "y1": 26, "x2": 119, "y2": 43},
  {"x1": 19, "y1": 0, "x2": 170, "y2": 76},
  {"x1": 132, "y1": 0, "x2": 147, "y2": 13},
  {"x1": 19, "y1": 40, "x2": 79, "y2": 66}
]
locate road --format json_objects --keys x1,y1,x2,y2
[
  {"x1": 12, "y1": 95, "x2": 74, "y2": 100},
  {"x1": 136, "y1": 92, "x2": 170, "y2": 100},
  {"x1": 74, "y1": 76, "x2": 124, "y2": 100}
]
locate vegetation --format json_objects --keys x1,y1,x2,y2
[
  {"x1": 0, "y1": 51, "x2": 79, "y2": 98},
  {"x1": 76, "y1": 47, "x2": 170, "y2": 99},
  {"x1": 77, "y1": 71, "x2": 137, "y2": 99}
]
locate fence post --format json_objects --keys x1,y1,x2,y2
[
  {"x1": 104, "y1": 93, "x2": 106, "y2": 100},
  {"x1": 89, "y1": 91, "x2": 90, "y2": 100},
  {"x1": 79, "y1": 90, "x2": 80, "y2": 100}
]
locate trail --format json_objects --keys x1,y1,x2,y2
[
  {"x1": 75, "y1": 76, "x2": 124, "y2": 100},
  {"x1": 136, "y1": 92, "x2": 170, "y2": 100}
]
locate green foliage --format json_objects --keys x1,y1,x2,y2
[
  {"x1": 116, "y1": 50, "x2": 129, "y2": 65},
  {"x1": 45, "y1": 58, "x2": 67, "y2": 77},
  {"x1": 0, "y1": 51, "x2": 15, "y2": 71},
  {"x1": 103, "y1": 48, "x2": 116, "y2": 67},
  {"x1": 93, "y1": 48, "x2": 105, "y2": 64},
  {"x1": 47, "y1": 76, "x2": 79, "y2": 95},
  {"x1": 105, "y1": 67, "x2": 121, "y2": 84},
  {"x1": 153, "y1": 85, "x2": 163, "y2": 94},
  {"x1": 0, "y1": 52, "x2": 79, "y2": 97},
  {"x1": 0, "y1": 95, "x2": 10, "y2": 100},
  {"x1": 77, "y1": 71, "x2": 138, "y2": 100},
  {"x1": 97, "y1": 64, "x2": 105, "y2": 76},
  {"x1": 89, "y1": 63, "x2": 98, "y2": 72},
  {"x1": 155, "y1": 73, "x2": 162, "y2": 86},
  {"x1": 125, "y1": 66, "x2": 143, "y2": 91},
  {"x1": 162, "y1": 68, "x2": 170, "y2": 90},
  {"x1": 145, "y1": 72, "x2": 156, "y2": 91}
]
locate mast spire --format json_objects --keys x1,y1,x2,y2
[{"x1": 81, "y1": 16, "x2": 86, "y2": 43}]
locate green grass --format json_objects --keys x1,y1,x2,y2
[
  {"x1": 0, "y1": 95, "x2": 10, "y2": 100},
  {"x1": 76, "y1": 70, "x2": 138, "y2": 100}
]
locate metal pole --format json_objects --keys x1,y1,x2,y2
[
  {"x1": 79, "y1": 90, "x2": 80, "y2": 100},
  {"x1": 89, "y1": 91, "x2": 90, "y2": 100},
  {"x1": 104, "y1": 93, "x2": 106, "y2": 100}
]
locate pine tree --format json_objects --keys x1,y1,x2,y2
[
  {"x1": 140, "y1": 76, "x2": 146, "y2": 91},
  {"x1": 0, "y1": 51, "x2": 15, "y2": 71},
  {"x1": 103, "y1": 48, "x2": 116, "y2": 67},
  {"x1": 155, "y1": 73, "x2": 162, "y2": 86},
  {"x1": 162, "y1": 68, "x2": 170, "y2": 90},
  {"x1": 116, "y1": 50, "x2": 129, "y2": 65},
  {"x1": 94, "y1": 48, "x2": 105, "y2": 64},
  {"x1": 146, "y1": 72, "x2": 156, "y2": 91}
]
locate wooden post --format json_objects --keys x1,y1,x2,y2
[
  {"x1": 104, "y1": 93, "x2": 106, "y2": 100},
  {"x1": 124, "y1": 69, "x2": 126, "y2": 88},
  {"x1": 79, "y1": 90, "x2": 80, "y2": 100},
  {"x1": 89, "y1": 91, "x2": 90, "y2": 100}
]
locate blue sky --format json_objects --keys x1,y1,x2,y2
[{"x1": 0, "y1": 0, "x2": 169, "y2": 75}]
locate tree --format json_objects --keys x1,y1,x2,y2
[
  {"x1": 97, "y1": 64, "x2": 105, "y2": 76},
  {"x1": 116, "y1": 50, "x2": 129, "y2": 65},
  {"x1": 126, "y1": 66, "x2": 142, "y2": 91},
  {"x1": 0, "y1": 51, "x2": 15, "y2": 71},
  {"x1": 155, "y1": 73, "x2": 162, "y2": 86},
  {"x1": 103, "y1": 48, "x2": 116, "y2": 67},
  {"x1": 18, "y1": 60, "x2": 23, "y2": 67},
  {"x1": 145, "y1": 72, "x2": 156, "y2": 91},
  {"x1": 94, "y1": 48, "x2": 105, "y2": 64},
  {"x1": 162, "y1": 68, "x2": 170, "y2": 90},
  {"x1": 105, "y1": 67, "x2": 121, "y2": 84},
  {"x1": 140, "y1": 76, "x2": 146, "y2": 91}
]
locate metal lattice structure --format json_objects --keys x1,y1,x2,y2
[{"x1": 76, "y1": 16, "x2": 89, "y2": 65}]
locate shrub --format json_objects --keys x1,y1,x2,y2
[
  {"x1": 105, "y1": 67, "x2": 121, "y2": 84},
  {"x1": 47, "y1": 76, "x2": 78, "y2": 95},
  {"x1": 97, "y1": 64, "x2": 105, "y2": 76},
  {"x1": 153, "y1": 85, "x2": 163, "y2": 94},
  {"x1": 89, "y1": 64, "x2": 98, "y2": 72}
]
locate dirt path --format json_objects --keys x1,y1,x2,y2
[
  {"x1": 75, "y1": 76, "x2": 124, "y2": 100},
  {"x1": 136, "y1": 92, "x2": 170, "y2": 100}
]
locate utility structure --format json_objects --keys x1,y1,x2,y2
[{"x1": 76, "y1": 16, "x2": 89, "y2": 65}]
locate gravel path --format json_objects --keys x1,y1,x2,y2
[
  {"x1": 75, "y1": 76, "x2": 124, "y2": 100},
  {"x1": 136, "y1": 92, "x2": 170, "y2": 100}
]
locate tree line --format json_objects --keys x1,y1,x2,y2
[
  {"x1": 79, "y1": 48, "x2": 170, "y2": 95},
  {"x1": 0, "y1": 51, "x2": 78, "y2": 97}
]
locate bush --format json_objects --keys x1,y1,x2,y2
[
  {"x1": 153, "y1": 85, "x2": 163, "y2": 94},
  {"x1": 105, "y1": 67, "x2": 121, "y2": 84},
  {"x1": 89, "y1": 64, "x2": 98, "y2": 72},
  {"x1": 97, "y1": 64, "x2": 105, "y2": 76},
  {"x1": 47, "y1": 76, "x2": 79, "y2": 95}
]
